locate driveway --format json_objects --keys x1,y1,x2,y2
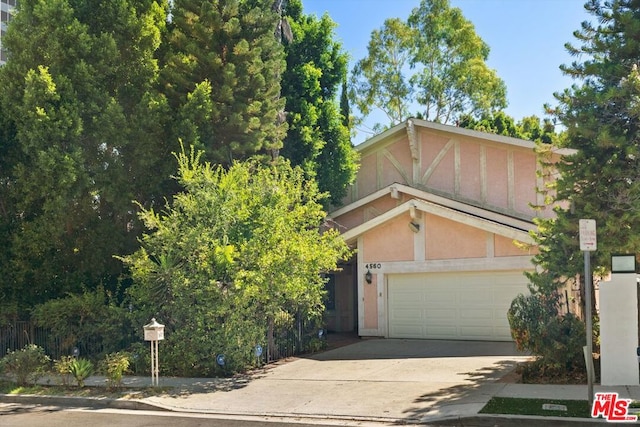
[{"x1": 144, "y1": 338, "x2": 530, "y2": 424}]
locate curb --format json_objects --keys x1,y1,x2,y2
[
  {"x1": 2, "y1": 393, "x2": 610, "y2": 425},
  {"x1": 0, "y1": 393, "x2": 169, "y2": 412},
  {"x1": 432, "y1": 414, "x2": 607, "y2": 426}
]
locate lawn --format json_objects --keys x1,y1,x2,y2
[
  {"x1": 0, "y1": 380, "x2": 166, "y2": 399},
  {"x1": 480, "y1": 397, "x2": 591, "y2": 418}
]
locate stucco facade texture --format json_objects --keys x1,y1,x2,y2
[{"x1": 327, "y1": 119, "x2": 565, "y2": 339}]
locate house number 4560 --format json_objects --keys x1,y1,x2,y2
[{"x1": 365, "y1": 263, "x2": 381, "y2": 269}]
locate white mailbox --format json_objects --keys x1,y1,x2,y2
[
  {"x1": 143, "y1": 318, "x2": 164, "y2": 386},
  {"x1": 144, "y1": 318, "x2": 165, "y2": 341}
]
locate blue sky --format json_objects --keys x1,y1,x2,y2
[{"x1": 302, "y1": 0, "x2": 591, "y2": 142}]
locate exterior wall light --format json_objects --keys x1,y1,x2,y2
[
  {"x1": 365, "y1": 269, "x2": 373, "y2": 284},
  {"x1": 409, "y1": 221, "x2": 420, "y2": 233}
]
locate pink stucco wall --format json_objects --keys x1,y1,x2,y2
[
  {"x1": 363, "y1": 214, "x2": 414, "y2": 262},
  {"x1": 383, "y1": 137, "x2": 413, "y2": 184},
  {"x1": 334, "y1": 209, "x2": 363, "y2": 231},
  {"x1": 513, "y1": 151, "x2": 538, "y2": 215},
  {"x1": 363, "y1": 274, "x2": 378, "y2": 329},
  {"x1": 421, "y1": 133, "x2": 456, "y2": 194},
  {"x1": 458, "y1": 141, "x2": 482, "y2": 201},
  {"x1": 358, "y1": 152, "x2": 379, "y2": 198},
  {"x1": 333, "y1": 196, "x2": 402, "y2": 232},
  {"x1": 343, "y1": 124, "x2": 548, "y2": 222},
  {"x1": 494, "y1": 235, "x2": 539, "y2": 257},
  {"x1": 425, "y1": 214, "x2": 487, "y2": 259},
  {"x1": 484, "y1": 146, "x2": 509, "y2": 209}
]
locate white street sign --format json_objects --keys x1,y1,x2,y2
[{"x1": 579, "y1": 219, "x2": 597, "y2": 251}]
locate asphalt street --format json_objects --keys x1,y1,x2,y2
[{"x1": 0, "y1": 404, "x2": 393, "y2": 427}]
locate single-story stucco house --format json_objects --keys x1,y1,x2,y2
[{"x1": 325, "y1": 118, "x2": 570, "y2": 341}]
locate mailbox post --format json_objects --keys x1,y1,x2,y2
[{"x1": 143, "y1": 318, "x2": 164, "y2": 386}]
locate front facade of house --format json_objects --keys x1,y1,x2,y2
[{"x1": 325, "y1": 118, "x2": 566, "y2": 341}]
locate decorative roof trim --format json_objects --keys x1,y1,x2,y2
[
  {"x1": 355, "y1": 118, "x2": 575, "y2": 156},
  {"x1": 330, "y1": 182, "x2": 536, "y2": 233},
  {"x1": 340, "y1": 198, "x2": 535, "y2": 245}
]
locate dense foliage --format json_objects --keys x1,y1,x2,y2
[
  {"x1": 0, "y1": 344, "x2": 50, "y2": 386},
  {"x1": 528, "y1": 0, "x2": 640, "y2": 291},
  {"x1": 508, "y1": 292, "x2": 586, "y2": 375},
  {"x1": 31, "y1": 287, "x2": 131, "y2": 359},
  {"x1": 350, "y1": 0, "x2": 507, "y2": 132},
  {"x1": 161, "y1": 0, "x2": 287, "y2": 164},
  {"x1": 0, "y1": 0, "x2": 359, "y2": 319},
  {"x1": 508, "y1": 0, "x2": 640, "y2": 374},
  {"x1": 0, "y1": 0, "x2": 174, "y2": 316},
  {"x1": 458, "y1": 112, "x2": 560, "y2": 144},
  {"x1": 121, "y1": 149, "x2": 352, "y2": 376},
  {"x1": 280, "y1": 0, "x2": 358, "y2": 206}
]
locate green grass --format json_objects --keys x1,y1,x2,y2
[
  {"x1": 480, "y1": 397, "x2": 591, "y2": 418},
  {"x1": 0, "y1": 380, "x2": 169, "y2": 399}
]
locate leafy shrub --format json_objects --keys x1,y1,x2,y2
[
  {"x1": 0, "y1": 344, "x2": 50, "y2": 386},
  {"x1": 162, "y1": 313, "x2": 265, "y2": 377},
  {"x1": 100, "y1": 352, "x2": 130, "y2": 388},
  {"x1": 508, "y1": 292, "x2": 559, "y2": 354},
  {"x1": 69, "y1": 358, "x2": 94, "y2": 387},
  {"x1": 31, "y1": 286, "x2": 130, "y2": 360},
  {"x1": 127, "y1": 342, "x2": 150, "y2": 375},
  {"x1": 53, "y1": 355, "x2": 75, "y2": 386},
  {"x1": 508, "y1": 291, "x2": 586, "y2": 373}
]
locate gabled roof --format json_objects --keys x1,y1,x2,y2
[
  {"x1": 338, "y1": 197, "x2": 535, "y2": 245},
  {"x1": 356, "y1": 118, "x2": 574, "y2": 156},
  {"x1": 330, "y1": 182, "x2": 536, "y2": 236}
]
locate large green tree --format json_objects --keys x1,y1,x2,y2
[
  {"x1": 349, "y1": 17, "x2": 414, "y2": 133},
  {"x1": 279, "y1": 0, "x2": 358, "y2": 206},
  {"x1": 509, "y1": 1, "x2": 640, "y2": 372},
  {"x1": 459, "y1": 112, "x2": 559, "y2": 144},
  {"x1": 350, "y1": 0, "x2": 507, "y2": 131},
  {"x1": 161, "y1": 0, "x2": 287, "y2": 164},
  {"x1": 122, "y1": 148, "x2": 352, "y2": 375},
  {"x1": 530, "y1": 0, "x2": 640, "y2": 290},
  {"x1": 0, "y1": 0, "x2": 172, "y2": 315}
]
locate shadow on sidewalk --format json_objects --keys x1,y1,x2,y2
[
  {"x1": 161, "y1": 332, "x2": 362, "y2": 397},
  {"x1": 399, "y1": 359, "x2": 522, "y2": 422}
]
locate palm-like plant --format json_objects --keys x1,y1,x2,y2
[{"x1": 69, "y1": 358, "x2": 94, "y2": 387}]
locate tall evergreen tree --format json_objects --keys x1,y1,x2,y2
[
  {"x1": 0, "y1": 0, "x2": 172, "y2": 314},
  {"x1": 280, "y1": 0, "x2": 358, "y2": 206},
  {"x1": 161, "y1": 0, "x2": 287, "y2": 164},
  {"x1": 529, "y1": 0, "x2": 640, "y2": 291},
  {"x1": 0, "y1": 97, "x2": 20, "y2": 320}
]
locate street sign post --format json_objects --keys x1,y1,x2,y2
[
  {"x1": 579, "y1": 219, "x2": 597, "y2": 251},
  {"x1": 579, "y1": 219, "x2": 596, "y2": 407}
]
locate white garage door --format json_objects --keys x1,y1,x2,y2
[{"x1": 388, "y1": 271, "x2": 529, "y2": 341}]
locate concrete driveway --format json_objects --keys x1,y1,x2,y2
[{"x1": 145, "y1": 338, "x2": 530, "y2": 424}]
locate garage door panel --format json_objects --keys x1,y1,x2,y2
[
  {"x1": 459, "y1": 327, "x2": 493, "y2": 339},
  {"x1": 393, "y1": 309, "x2": 424, "y2": 321},
  {"x1": 426, "y1": 326, "x2": 458, "y2": 337},
  {"x1": 390, "y1": 325, "x2": 425, "y2": 338},
  {"x1": 425, "y1": 309, "x2": 456, "y2": 322},
  {"x1": 426, "y1": 292, "x2": 457, "y2": 305},
  {"x1": 388, "y1": 271, "x2": 528, "y2": 341},
  {"x1": 460, "y1": 293, "x2": 492, "y2": 305},
  {"x1": 460, "y1": 308, "x2": 493, "y2": 321}
]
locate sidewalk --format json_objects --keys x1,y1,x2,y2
[
  {"x1": 2, "y1": 337, "x2": 639, "y2": 425},
  {"x1": 4, "y1": 374, "x2": 636, "y2": 425}
]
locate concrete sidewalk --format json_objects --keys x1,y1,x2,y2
[{"x1": 2, "y1": 338, "x2": 639, "y2": 425}]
